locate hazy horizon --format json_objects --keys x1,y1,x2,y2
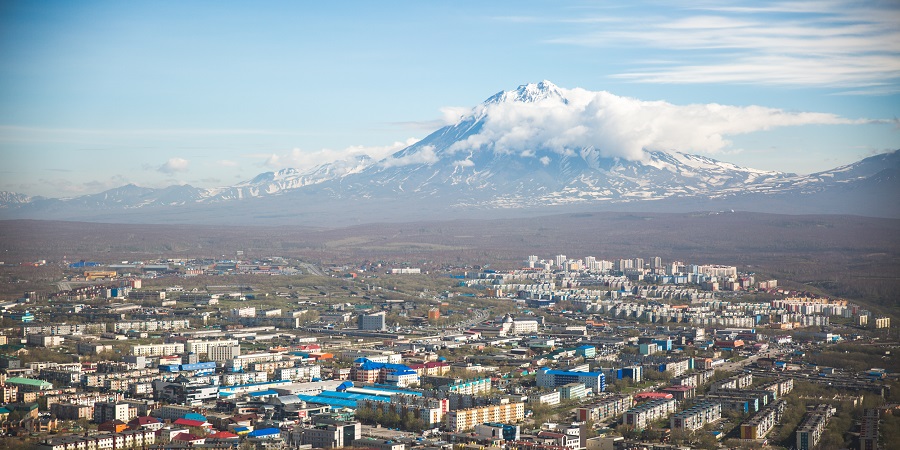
[{"x1": 1, "y1": 1, "x2": 899, "y2": 198}]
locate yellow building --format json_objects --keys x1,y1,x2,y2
[
  {"x1": 445, "y1": 403, "x2": 524, "y2": 432},
  {"x1": 84, "y1": 271, "x2": 117, "y2": 280}
]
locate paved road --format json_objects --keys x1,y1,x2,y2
[
  {"x1": 299, "y1": 262, "x2": 325, "y2": 277},
  {"x1": 717, "y1": 350, "x2": 779, "y2": 373}
]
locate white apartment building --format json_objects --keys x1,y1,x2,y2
[
  {"x1": 529, "y1": 391, "x2": 561, "y2": 406},
  {"x1": 622, "y1": 398, "x2": 677, "y2": 430},
  {"x1": 221, "y1": 371, "x2": 268, "y2": 386},
  {"x1": 208, "y1": 344, "x2": 241, "y2": 362},
  {"x1": 186, "y1": 338, "x2": 239, "y2": 355},
  {"x1": 93, "y1": 401, "x2": 135, "y2": 424},
  {"x1": 132, "y1": 343, "x2": 185, "y2": 357},
  {"x1": 670, "y1": 401, "x2": 722, "y2": 432},
  {"x1": 232, "y1": 307, "x2": 256, "y2": 317},
  {"x1": 277, "y1": 365, "x2": 322, "y2": 382}
]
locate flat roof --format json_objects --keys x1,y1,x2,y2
[{"x1": 5, "y1": 377, "x2": 52, "y2": 388}]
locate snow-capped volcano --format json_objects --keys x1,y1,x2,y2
[{"x1": 1, "y1": 81, "x2": 897, "y2": 224}]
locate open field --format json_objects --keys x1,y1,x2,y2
[{"x1": 1, "y1": 211, "x2": 898, "y2": 314}]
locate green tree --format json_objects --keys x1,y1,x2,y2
[
  {"x1": 695, "y1": 432, "x2": 718, "y2": 450},
  {"x1": 384, "y1": 411, "x2": 401, "y2": 429}
]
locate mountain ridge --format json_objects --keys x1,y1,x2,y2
[{"x1": 1, "y1": 81, "x2": 898, "y2": 224}]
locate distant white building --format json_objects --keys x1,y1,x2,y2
[
  {"x1": 358, "y1": 312, "x2": 387, "y2": 331},
  {"x1": 232, "y1": 307, "x2": 256, "y2": 317},
  {"x1": 207, "y1": 344, "x2": 241, "y2": 362},
  {"x1": 132, "y1": 343, "x2": 185, "y2": 357}
]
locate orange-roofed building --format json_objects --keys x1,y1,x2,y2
[
  {"x1": 715, "y1": 340, "x2": 744, "y2": 349},
  {"x1": 98, "y1": 419, "x2": 127, "y2": 433},
  {"x1": 634, "y1": 392, "x2": 674, "y2": 402}
]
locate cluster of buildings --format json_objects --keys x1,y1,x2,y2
[{"x1": 0, "y1": 251, "x2": 890, "y2": 450}]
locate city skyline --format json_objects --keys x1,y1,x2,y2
[{"x1": 1, "y1": 1, "x2": 898, "y2": 198}]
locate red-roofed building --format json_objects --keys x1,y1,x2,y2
[
  {"x1": 208, "y1": 431, "x2": 240, "y2": 440},
  {"x1": 661, "y1": 385, "x2": 696, "y2": 401},
  {"x1": 172, "y1": 432, "x2": 206, "y2": 445},
  {"x1": 128, "y1": 415, "x2": 163, "y2": 431},
  {"x1": 407, "y1": 363, "x2": 427, "y2": 377},
  {"x1": 173, "y1": 417, "x2": 212, "y2": 429}
]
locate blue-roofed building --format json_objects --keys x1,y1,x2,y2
[
  {"x1": 370, "y1": 384, "x2": 424, "y2": 396},
  {"x1": 218, "y1": 380, "x2": 292, "y2": 396},
  {"x1": 9, "y1": 311, "x2": 34, "y2": 323},
  {"x1": 249, "y1": 390, "x2": 280, "y2": 400},
  {"x1": 347, "y1": 385, "x2": 423, "y2": 397},
  {"x1": 296, "y1": 394, "x2": 359, "y2": 409},
  {"x1": 184, "y1": 412, "x2": 206, "y2": 422},
  {"x1": 350, "y1": 359, "x2": 419, "y2": 387},
  {"x1": 312, "y1": 390, "x2": 393, "y2": 408},
  {"x1": 536, "y1": 368, "x2": 605, "y2": 392},
  {"x1": 248, "y1": 428, "x2": 281, "y2": 438},
  {"x1": 575, "y1": 345, "x2": 596, "y2": 358}
]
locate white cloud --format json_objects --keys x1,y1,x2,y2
[
  {"x1": 158, "y1": 157, "x2": 190, "y2": 173},
  {"x1": 541, "y1": 1, "x2": 900, "y2": 92},
  {"x1": 449, "y1": 85, "x2": 865, "y2": 161},
  {"x1": 540, "y1": 156, "x2": 551, "y2": 166},
  {"x1": 381, "y1": 145, "x2": 439, "y2": 168},
  {"x1": 440, "y1": 107, "x2": 470, "y2": 125},
  {"x1": 263, "y1": 138, "x2": 420, "y2": 170},
  {"x1": 453, "y1": 159, "x2": 475, "y2": 167}
]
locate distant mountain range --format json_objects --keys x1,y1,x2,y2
[{"x1": 2, "y1": 81, "x2": 898, "y2": 225}]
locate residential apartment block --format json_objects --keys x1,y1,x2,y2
[
  {"x1": 576, "y1": 394, "x2": 634, "y2": 422},
  {"x1": 445, "y1": 403, "x2": 525, "y2": 432},
  {"x1": 131, "y1": 343, "x2": 185, "y2": 357},
  {"x1": 796, "y1": 404, "x2": 836, "y2": 450},
  {"x1": 740, "y1": 399, "x2": 786, "y2": 440},
  {"x1": 623, "y1": 398, "x2": 677, "y2": 430},
  {"x1": 670, "y1": 401, "x2": 722, "y2": 432}
]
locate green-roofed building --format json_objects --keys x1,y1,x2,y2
[{"x1": 5, "y1": 377, "x2": 52, "y2": 391}]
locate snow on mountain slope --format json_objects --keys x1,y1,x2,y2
[
  {"x1": 0, "y1": 81, "x2": 897, "y2": 222},
  {"x1": 201, "y1": 155, "x2": 375, "y2": 201}
]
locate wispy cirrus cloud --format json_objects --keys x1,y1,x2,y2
[
  {"x1": 536, "y1": 1, "x2": 900, "y2": 93},
  {"x1": 0, "y1": 125, "x2": 310, "y2": 146}
]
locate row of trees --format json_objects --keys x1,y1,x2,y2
[{"x1": 353, "y1": 407, "x2": 427, "y2": 433}]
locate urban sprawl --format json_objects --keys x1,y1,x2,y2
[{"x1": 0, "y1": 253, "x2": 895, "y2": 450}]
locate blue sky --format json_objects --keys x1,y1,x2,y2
[{"x1": 1, "y1": 0, "x2": 898, "y2": 197}]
